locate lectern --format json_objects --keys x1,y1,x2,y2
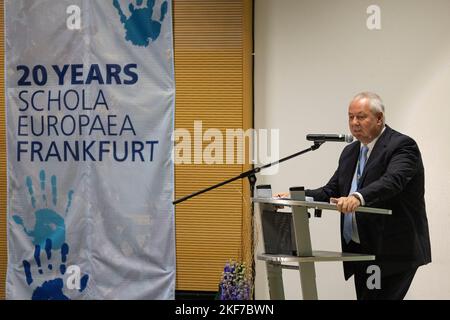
[{"x1": 253, "y1": 186, "x2": 392, "y2": 300}]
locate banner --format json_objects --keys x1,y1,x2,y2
[{"x1": 5, "y1": 0, "x2": 175, "y2": 299}]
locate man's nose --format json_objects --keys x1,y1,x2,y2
[{"x1": 350, "y1": 118, "x2": 359, "y2": 125}]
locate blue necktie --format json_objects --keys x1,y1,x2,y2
[{"x1": 343, "y1": 145, "x2": 369, "y2": 244}]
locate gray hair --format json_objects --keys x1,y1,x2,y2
[{"x1": 352, "y1": 92, "x2": 385, "y2": 123}]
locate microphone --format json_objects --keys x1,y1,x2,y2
[{"x1": 306, "y1": 134, "x2": 354, "y2": 143}]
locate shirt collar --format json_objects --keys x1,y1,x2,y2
[{"x1": 361, "y1": 126, "x2": 385, "y2": 155}]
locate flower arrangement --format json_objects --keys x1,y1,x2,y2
[{"x1": 218, "y1": 260, "x2": 252, "y2": 300}]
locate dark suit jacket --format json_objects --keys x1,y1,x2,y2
[{"x1": 306, "y1": 125, "x2": 431, "y2": 279}]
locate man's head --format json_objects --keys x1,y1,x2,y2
[{"x1": 348, "y1": 92, "x2": 385, "y2": 144}]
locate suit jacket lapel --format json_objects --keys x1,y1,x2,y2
[{"x1": 342, "y1": 142, "x2": 360, "y2": 195}]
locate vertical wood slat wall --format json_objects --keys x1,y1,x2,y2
[
  {"x1": 0, "y1": 0, "x2": 5, "y2": 300},
  {"x1": 173, "y1": 0, "x2": 253, "y2": 291},
  {"x1": 0, "y1": 0, "x2": 253, "y2": 298}
]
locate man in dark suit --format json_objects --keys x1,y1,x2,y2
[{"x1": 305, "y1": 92, "x2": 431, "y2": 300}]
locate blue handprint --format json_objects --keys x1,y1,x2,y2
[
  {"x1": 13, "y1": 169, "x2": 74, "y2": 249},
  {"x1": 23, "y1": 239, "x2": 89, "y2": 300},
  {"x1": 113, "y1": 0, "x2": 168, "y2": 47}
]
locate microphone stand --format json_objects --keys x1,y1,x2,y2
[
  {"x1": 173, "y1": 141, "x2": 325, "y2": 204},
  {"x1": 172, "y1": 140, "x2": 325, "y2": 299}
]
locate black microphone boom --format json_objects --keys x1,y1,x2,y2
[{"x1": 306, "y1": 134, "x2": 354, "y2": 143}]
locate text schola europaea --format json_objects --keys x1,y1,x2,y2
[{"x1": 14, "y1": 63, "x2": 159, "y2": 163}]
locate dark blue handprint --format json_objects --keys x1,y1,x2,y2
[
  {"x1": 113, "y1": 0, "x2": 168, "y2": 47},
  {"x1": 13, "y1": 170, "x2": 74, "y2": 249},
  {"x1": 23, "y1": 239, "x2": 89, "y2": 300}
]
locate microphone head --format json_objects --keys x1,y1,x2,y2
[{"x1": 345, "y1": 135, "x2": 354, "y2": 143}]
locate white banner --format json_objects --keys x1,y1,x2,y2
[{"x1": 5, "y1": 0, "x2": 175, "y2": 299}]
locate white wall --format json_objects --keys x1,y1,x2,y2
[{"x1": 254, "y1": 0, "x2": 450, "y2": 300}]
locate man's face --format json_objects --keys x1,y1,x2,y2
[{"x1": 348, "y1": 98, "x2": 383, "y2": 144}]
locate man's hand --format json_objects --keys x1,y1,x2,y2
[
  {"x1": 272, "y1": 192, "x2": 290, "y2": 209},
  {"x1": 330, "y1": 195, "x2": 361, "y2": 213},
  {"x1": 275, "y1": 192, "x2": 290, "y2": 198}
]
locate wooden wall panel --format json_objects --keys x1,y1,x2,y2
[{"x1": 174, "y1": 0, "x2": 253, "y2": 291}]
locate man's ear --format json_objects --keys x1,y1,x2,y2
[{"x1": 377, "y1": 113, "x2": 384, "y2": 125}]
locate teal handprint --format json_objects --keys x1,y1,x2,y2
[
  {"x1": 113, "y1": 0, "x2": 168, "y2": 47},
  {"x1": 13, "y1": 170, "x2": 74, "y2": 249}
]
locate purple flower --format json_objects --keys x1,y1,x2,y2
[{"x1": 218, "y1": 260, "x2": 251, "y2": 300}]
